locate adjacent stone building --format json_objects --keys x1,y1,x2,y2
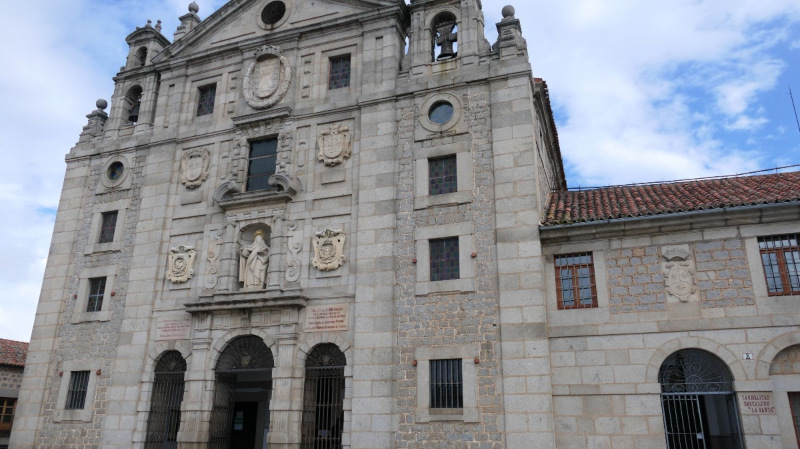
[
  {"x1": 10, "y1": 0, "x2": 800, "y2": 448},
  {"x1": 0, "y1": 339, "x2": 28, "y2": 449}
]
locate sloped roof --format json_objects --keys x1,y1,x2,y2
[
  {"x1": 543, "y1": 171, "x2": 800, "y2": 226},
  {"x1": 0, "y1": 339, "x2": 28, "y2": 367}
]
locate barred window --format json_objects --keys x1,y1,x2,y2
[
  {"x1": 66, "y1": 371, "x2": 91, "y2": 410},
  {"x1": 197, "y1": 84, "x2": 216, "y2": 116},
  {"x1": 87, "y1": 277, "x2": 106, "y2": 313},
  {"x1": 430, "y1": 359, "x2": 462, "y2": 409},
  {"x1": 555, "y1": 253, "x2": 597, "y2": 309},
  {"x1": 430, "y1": 237, "x2": 459, "y2": 281},
  {"x1": 758, "y1": 234, "x2": 800, "y2": 296},
  {"x1": 428, "y1": 155, "x2": 457, "y2": 195},
  {"x1": 0, "y1": 398, "x2": 15, "y2": 432},
  {"x1": 246, "y1": 139, "x2": 278, "y2": 192},
  {"x1": 98, "y1": 211, "x2": 118, "y2": 244},
  {"x1": 328, "y1": 55, "x2": 351, "y2": 90}
]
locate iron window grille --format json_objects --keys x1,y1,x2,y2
[
  {"x1": 430, "y1": 237, "x2": 459, "y2": 281},
  {"x1": 87, "y1": 277, "x2": 106, "y2": 313},
  {"x1": 98, "y1": 210, "x2": 118, "y2": 244},
  {"x1": 758, "y1": 234, "x2": 800, "y2": 296},
  {"x1": 554, "y1": 253, "x2": 597, "y2": 309},
  {"x1": 328, "y1": 55, "x2": 351, "y2": 90},
  {"x1": 197, "y1": 84, "x2": 216, "y2": 116},
  {"x1": 430, "y1": 359, "x2": 463, "y2": 409},
  {"x1": 0, "y1": 398, "x2": 15, "y2": 432},
  {"x1": 301, "y1": 343, "x2": 346, "y2": 449},
  {"x1": 145, "y1": 351, "x2": 187, "y2": 449},
  {"x1": 246, "y1": 139, "x2": 278, "y2": 192},
  {"x1": 65, "y1": 371, "x2": 91, "y2": 410},
  {"x1": 428, "y1": 155, "x2": 457, "y2": 195}
]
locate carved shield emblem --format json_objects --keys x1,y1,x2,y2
[
  {"x1": 252, "y1": 56, "x2": 281, "y2": 98},
  {"x1": 181, "y1": 148, "x2": 209, "y2": 189},
  {"x1": 167, "y1": 246, "x2": 196, "y2": 284},
  {"x1": 317, "y1": 124, "x2": 352, "y2": 166},
  {"x1": 312, "y1": 229, "x2": 346, "y2": 272},
  {"x1": 243, "y1": 45, "x2": 292, "y2": 110}
]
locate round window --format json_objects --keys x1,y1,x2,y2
[
  {"x1": 261, "y1": 1, "x2": 286, "y2": 25},
  {"x1": 107, "y1": 161, "x2": 125, "y2": 181},
  {"x1": 428, "y1": 101, "x2": 454, "y2": 125}
]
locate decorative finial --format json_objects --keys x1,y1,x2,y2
[
  {"x1": 146, "y1": 19, "x2": 153, "y2": 28},
  {"x1": 96, "y1": 99, "x2": 108, "y2": 110},
  {"x1": 189, "y1": 1, "x2": 200, "y2": 14},
  {"x1": 155, "y1": 20, "x2": 162, "y2": 33},
  {"x1": 501, "y1": 5, "x2": 515, "y2": 18}
]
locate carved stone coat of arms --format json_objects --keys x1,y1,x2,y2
[
  {"x1": 243, "y1": 45, "x2": 292, "y2": 110},
  {"x1": 312, "y1": 229, "x2": 346, "y2": 272},
  {"x1": 167, "y1": 245, "x2": 196, "y2": 283},
  {"x1": 317, "y1": 124, "x2": 351, "y2": 166},
  {"x1": 181, "y1": 148, "x2": 210, "y2": 189}
]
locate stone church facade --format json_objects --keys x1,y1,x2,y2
[{"x1": 10, "y1": 0, "x2": 800, "y2": 448}]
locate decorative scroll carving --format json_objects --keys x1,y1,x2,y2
[
  {"x1": 317, "y1": 124, "x2": 351, "y2": 166},
  {"x1": 285, "y1": 220, "x2": 302, "y2": 282},
  {"x1": 662, "y1": 245, "x2": 697, "y2": 303},
  {"x1": 167, "y1": 245, "x2": 196, "y2": 283},
  {"x1": 204, "y1": 229, "x2": 224, "y2": 289},
  {"x1": 243, "y1": 45, "x2": 292, "y2": 110},
  {"x1": 181, "y1": 148, "x2": 210, "y2": 189},
  {"x1": 312, "y1": 229, "x2": 346, "y2": 272}
]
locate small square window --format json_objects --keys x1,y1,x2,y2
[
  {"x1": 197, "y1": 84, "x2": 216, "y2": 116},
  {"x1": 65, "y1": 371, "x2": 91, "y2": 410},
  {"x1": 430, "y1": 237, "x2": 459, "y2": 281},
  {"x1": 87, "y1": 277, "x2": 106, "y2": 313},
  {"x1": 430, "y1": 359, "x2": 463, "y2": 409},
  {"x1": 246, "y1": 139, "x2": 278, "y2": 192},
  {"x1": 98, "y1": 211, "x2": 118, "y2": 244},
  {"x1": 329, "y1": 55, "x2": 351, "y2": 90},
  {"x1": 758, "y1": 234, "x2": 800, "y2": 296},
  {"x1": 428, "y1": 156, "x2": 457, "y2": 195},
  {"x1": 555, "y1": 253, "x2": 597, "y2": 309},
  {"x1": 0, "y1": 398, "x2": 15, "y2": 430}
]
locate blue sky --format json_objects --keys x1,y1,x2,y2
[{"x1": 0, "y1": 0, "x2": 798, "y2": 341}]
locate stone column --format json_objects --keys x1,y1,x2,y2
[
  {"x1": 268, "y1": 308, "x2": 301, "y2": 449},
  {"x1": 179, "y1": 313, "x2": 213, "y2": 449}
]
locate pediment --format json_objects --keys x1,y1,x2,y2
[{"x1": 156, "y1": 0, "x2": 403, "y2": 62}]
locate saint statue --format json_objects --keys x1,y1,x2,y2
[{"x1": 239, "y1": 230, "x2": 270, "y2": 289}]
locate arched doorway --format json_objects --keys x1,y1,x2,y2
[
  {"x1": 301, "y1": 343, "x2": 346, "y2": 449},
  {"x1": 145, "y1": 351, "x2": 186, "y2": 449},
  {"x1": 769, "y1": 344, "x2": 800, "y2": 447},
  {"x1": 659, "y1": 349, "x2": 743, "y2": 449},
  {"x1": 209, "y1": 336, "x2": 274, "y2": 449}
]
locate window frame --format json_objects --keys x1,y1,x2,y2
[
  {"x1": 757, "y1": 234, "x2": 800, "y2": 297},
  {"x1": 85, "y1": 199, "x2": 129, "y2": 253},
  {"x1": 65, "y1": 371, "x2": 91, "y2": 410},
  {"x1": 54, "y1": 360, "x2": 102, "y2": 422},
  {"x1": 0, "y1": 398, "x2": 15, "y2": 432},
  {"x1": 72, "y1": 266, "x2": 116, "y2": 323},
  {"x1": 414, "y1": 345, "x2": 478, "y2": 423},
  {"x1": 246, "y1": 138, "x2": 279, "y2": 192},
  {"x1": 429, "y1": 359, "x2": 463, "y2": 409},
  {"x1": 196, "y1": 83, "x2": 217, "y2": 117},
  {"x1": 429, "y1": 237, "x2": 460, "y2": 282},
  {"x1": 328, "y1": 54, "x2": 351, "y2": 90},
  {"x1": 414, "y1": 140, "x2": 472, "y2": 210},
  {"x1": 554, "y1": 252, "x2": 598, "y2": 310},
  {"x1": 428, "y1": 155, "x2": 458, "y2": 196},
  {"x1": 98, "y1": 211, "x2": 118, "y2": 244},
  {"x1": 414, "y1": 222, "x2": 475, "y2": 296},
  {"x1": 86, "y1": 277, "x2": 106, "y2": 313}
]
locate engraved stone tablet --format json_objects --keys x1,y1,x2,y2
[
  {"x1": 156, "y1": 315, "x2": 192, "y2": 340},
  {"x1": 305, "y1": 304, "x2": 349, "y2": 332}
]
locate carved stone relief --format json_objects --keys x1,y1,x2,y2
[
  {"x1": 181, "y1": 148, "x2": 210, "y2": 189},
  {"x1": 243, "y1": 45, "x2": 291, "y2": 110},
  {"x1": 662, "y1": 245, "x2": 697, "y2": 303},
  {"x1": 312, "y1": 229, "x2": 346, "y2": 272},
  {"x1": 317, "y1": 124, "x2": 351, "y2": 166},
  {"x1": 239, "y1": 229, "x2": 270, "y2": 290},
  {"x1": 167, "y1": 245, "x2": 196, "y2": 283},
  {"x1": 285, "y1": 220, "x2": 302, "y2": 282},
  {"x1": 204, "y1": 228, "x2": 224, "y2": 289}
]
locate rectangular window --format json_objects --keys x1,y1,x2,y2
[
  {"x1": 758, "y1": 234, "x2": 800, "y2": 296},
  {"x1": 197, "y1": 84, "x2": 216, "y2": 116},
  {"x1": 430, "y1": 237, "x2": 459, "y2": 281},
  {"x1": 98, "y1": 211, "x2": 118, "y2": 244},
  {"x1": 428, "y1": 155, "x2": 457, "y2": 195},
  {"x1": 246, "y1": 139, "x2": 278, "y2": 192},
  {"x1": 555, "y1": 253, "x2": 597, "y2": 309},
  {"x1": 790, "y1": 392, "x2": 800, "y2": 447},
  {"x1": 87, "y1": 277, "x2": 106, "y2": 313},
  {"x1": 65, "y1": 371, "x2": 91, "y2": 410},
  {"x1": 430, "y1": 359, "x2": 463, "y2": 409},
  {"x1": 0, "y1": 398, "x2": 15, "y2": 432},
  {"x1": 328, "y1": 55, "x2": 351, "y2": 90}
]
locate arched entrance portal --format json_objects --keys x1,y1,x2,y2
[
  {"x1": 301, "y1": 343, "x2": 346, "y2": 449},
  {"x1": 209, "y1": 336, "x2": 274, "y2": 449},
  {"x1": 659, "y1": 349, "x2": 743, "y2": 449}
]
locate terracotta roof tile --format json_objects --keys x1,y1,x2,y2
[
  {"x1": 543, "y1": 171, "x2": 800, "y2": 226},
  {"x1": 0, "y1": 338, "x2": 28, "y2": 367}
]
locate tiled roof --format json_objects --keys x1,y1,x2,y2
[
  {"x1": 0, "y1": 339, "x2": 28, "y2": 367},
  {"x1": 543, "y1": 171, "x2": 800, "y2": 226}
]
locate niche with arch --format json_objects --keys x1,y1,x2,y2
[
  {"x1": 431, "y1": 12, "x2": 458, "y2": 61},
  {"x1": 123, "y1": 85, "x2": 143, "y2": 125},
  {"x1": 238, "y1": 224, "x2": 272, "y2": 291}
]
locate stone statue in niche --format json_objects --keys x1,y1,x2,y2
[
  {"x1": 239, "y1": 230, "x2": 270, "y2": 289},
  {"x1": 317, "y1": 124, "x2": 351, "y2": 166},
  {"x1": 312, "y1": 229, "x2": 346, "y2": 272},
  {"x1": 181, "y1": 148, "x2": 210, "y2": 189},
  {"x1": 243, "y1": 45, "x2": 291, "y2": 110},
  {"x1": 167, "y1": 245, "x2": 196, "y2": 283},
  {"x1": 661, "y1": 245, "x2": 698, "y2": 303}
]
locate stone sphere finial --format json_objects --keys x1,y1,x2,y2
[
  {"x1": 502, "y1": 5, "x2": 515, "y2": 18},
  {"x1": 96, "y1": 99, "x2": 108, "y2": 110},
  {"x1": 189, "y1": 1, "x2": 200, "y2": 13}
]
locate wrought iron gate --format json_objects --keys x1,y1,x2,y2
[
  {"x1": 145, "y1": 351, "x2": 186, "y2": 449},
  {"x1": 208, "y1": 373, "x2": 236, "y2": 449},
  {"x1": 301, "y1": 344, "x2": 346, "y2": 449}
]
